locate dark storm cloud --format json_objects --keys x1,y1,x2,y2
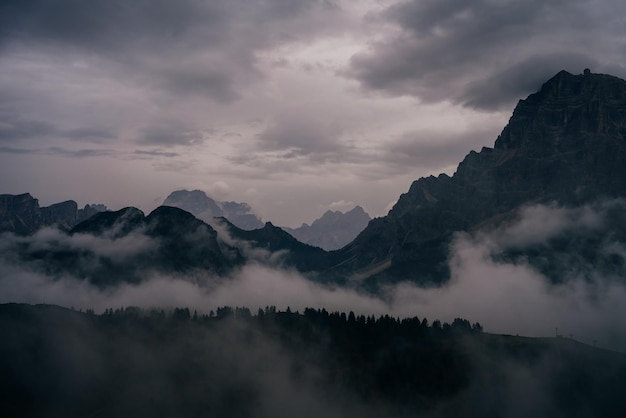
[
  {"x1": 45, "y1": 147, "x2": 116, "y2": 158},
  {"x1": 0, "y1": 0, "x2": 344, "y2": 106},
  {"x1": 133, "y1": 150, "x2": 180, "y2": 158},
  {"x1": 0, "y1": 112, "x2": 56, "y2": 141},
  {"x1": 0, "y1": 146, "x2": 35, "y2": 155},
  {"x1": 0, "y1": 0, "x2": 338, "y2": 47},
  {"x1": 157, "y1": 65, "x2": 244, "y2": 103},
  {"x1": 0, "y1": 0, "x2": 229, "y2": 51},
  {"x1": 137, "y1": 125, "x2": 205, "y2": 147},
  {"x1": 0, "y1": 111, "x2": 117, "y2": 144},
  {"x1": 349, "y1": 0, "x2": 626, "y2": 110},
  {"x1": 62, "y1": 127, "x2": 117, "y2": 142},
  {"x1": 0, "y1": 145, "x2": 115, "y2": 158}
]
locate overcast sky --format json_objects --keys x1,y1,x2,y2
[{"x1": 1, "y1": 0, "x2": 625, "y2": 227}]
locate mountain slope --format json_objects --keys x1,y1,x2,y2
[
  {"x1": 326, "y1": 70, "x2": 626, "y2": 285},
  {"x1": 214, "y1": 217, "x2": 328, "y2": 272}
]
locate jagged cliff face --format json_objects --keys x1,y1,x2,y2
[
  {"x1": 0, "y1": 193, "x2": 41, "y2": 235},
  {"x1": 329, "y1": 70, "x2": 626, "y2": 285},
  {"x1": 489, "y1": 70, "x2": 626, "y2": 207},
  {"x1": 0, "y1": 194, "x2": 105, "y2": 235}
]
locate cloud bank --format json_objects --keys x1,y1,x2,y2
[
  {"x1": 4, "y1": 0, "x2": 625, "y2": 226},
  {"x1": 349, "y1": 0, "x2": 626, "y2": 110}
]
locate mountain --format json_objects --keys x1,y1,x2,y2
[
  {"x1": 163, "y1": 189, "x2": 263, "y2": 230},
  {"x1": 214, "y1": 217, "x2": 328, "y2": 272},
  {"x1": 5, "y1": 70, "x2": 625, "y2": 289},
  {"x1": 70, "y1": 206, "x2": 145, "y2": 238},
  {"x1": 0, "y1": 193, "x2": 107, "y2": 235},
  {"x1": 284, "y1": 206, "x2": 371, "y2": 250},
  {"x1": 325, "y1": 70, "x2": 626, "y2": 286},
  {"x1": 4, "y1": 203, "x2": 326, "y2": 286},
  {"x1": 6, "y1": 206, "x2": 243, "y2": 287}
]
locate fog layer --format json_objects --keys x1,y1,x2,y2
[{"x1": 1, "y1": 200, "x2": 625, "y2": 351}]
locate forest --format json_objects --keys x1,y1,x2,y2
[{"x1": 1, "y1": 303, "x2": 624, "y2": 417}]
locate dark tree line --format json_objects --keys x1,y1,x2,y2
[
  {"x1": 2, "y1": 303, "x2": 625, "y2": 418},
  {"x1": 98, "y1": 305, "x2": 483, "y2": 347},
  {"x1": 94, "y1": 305, "x2": 486, "y2": 407}
]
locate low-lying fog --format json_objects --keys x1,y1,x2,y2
[{"x1": 1, "y1": 200, "x2": 625, "y2": 351}]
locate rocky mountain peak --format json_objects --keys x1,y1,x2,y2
[
  {"x1": 284, "y1": 205, "x2": 372, "y2": 251},
  {"x1": 349, "y1": 205, "x2": 366, "y2": 215},
  {"x1": 163, "y1": 189, "x2": 263, "y2": 230},
  {"x1": 327, "y1": 70, "x2": 626, "y2": 286},
  {"x1": 494, "y1": 70, "x2": 626, "y2": 152},
  {"x1": 163, "y1": 190, "x2": 223, "y2": 217},
  {"x1": 0, "y1": 193, "x2": 105, "y2": 235}
]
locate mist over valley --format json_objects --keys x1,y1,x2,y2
[{"x1": 2, "y1": 1, "x2": 626, "y2": 414}]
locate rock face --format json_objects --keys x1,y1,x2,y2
[
  {"x1": 284, "y1": 206, "x2": 371, "y2": 251},
  {"x1": 0, "y1": 193, "x2": 42, "y2": 235},
  {"x1": 0, "y1": 193, "x2": 107, "y2": 235},
  {"x1": 163, "y1": 190, "x2": 263, "y2": 230},
  {"x1": 326, "y1": 70, "x2": 626, "y2": 285}
]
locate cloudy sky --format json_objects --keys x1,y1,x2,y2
[{"x1": 1, "y1": 0, "x2": 625, "y2": 226}]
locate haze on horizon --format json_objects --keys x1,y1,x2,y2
[{"x1": 1, "y1": 0, "x2": 625, "y2": 227}]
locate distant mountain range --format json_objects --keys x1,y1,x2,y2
[
  {"x1": 2, "y1": 70, "x2": 626, "y2": 290},
  {"x1": 164, "y1": 189, "x2": 372, "y2": 250},
  {"x1": 0, "y1": 191, "x2": 370, "y2": 285},
  {"x1": 283, "y1": 206, "x2": 371, "y2": 250}
]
